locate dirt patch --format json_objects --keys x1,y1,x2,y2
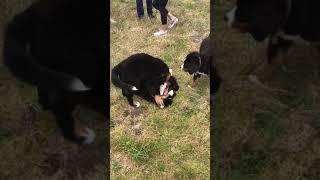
[{"x1": 41, "y1": 142, "x2": 106, "y2": 179}]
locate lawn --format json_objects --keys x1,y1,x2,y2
[
  {"x1": 0, "y1": 1, "x2": 107, "y2": 179},
  {"x1": 110, "y1": 0, "x2": 210, "y2": 179},
  {"x1": 214, "y1": 1, "x2": 320, "y2": 179}
]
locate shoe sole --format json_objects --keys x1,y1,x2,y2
[{"x1": 154, "y1": 33, "x2": 168, "y2": 36}]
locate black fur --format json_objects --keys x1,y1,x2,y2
[
  {"x1": 162, "y1": 76, "x2": 179, "y2": 107},
  {"x1": 226, "y1": 0, "x2": 320, "y2": 61},
  {"x1": 112, "y1": 53, "x2": 179, "y2": 107},
  {"x1": 3, "y1": 0, "x2": 107, "y2": 144},
  {"x1": 182, "y1": 37, "x2": 221, "y2": 94}
]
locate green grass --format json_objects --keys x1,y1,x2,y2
[
  {"x1": 111, "y1": 0, "x2": 210, "y2": 179},
  {"x1": 214, "y1": 0, "x2": 320, "y2": 179},
  {"x1": 113, "y1": 135, "x2": 157, "y2": 163}
]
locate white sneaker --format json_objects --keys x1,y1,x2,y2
[
  {"x1": 153, "y1": 29, "x2": 168, "y2": 36},
  {"x1": 169, "y1": 17, "x2": 178, "y2": 30}
]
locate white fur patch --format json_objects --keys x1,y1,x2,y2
[
  {"x1": 169, "y1": 68, "x2": 173, "y2": 75},
  {"x1": 180, "y1": 64, "x2": 184, "y2": 69},
  {"x1": 226, "y1": 6, "x2": 237, "y2": 27},
  {"x1": 70, "y1": 78, "x2": 91, "y2": 91},
  {"x1": 196, "y1": 72, "x2": 208, "y2": 76},
  {"x1": 168, "y1": 90, "x2": 174, "y2": 96},
  {"x1": 274, "y1": 31, "x2": 310, "y2": 45},
  {"x1": 131, "y1": 86, "x2": 139, "y2": 91},
  {"x1": 134, "y1": 101, "x2": 140, "y2": 107},
  {"x1": 160, "y1": 83, "x2": 167, "y2": 95},
  {"x1": 83, "y1": 128, "x2": 95, "y2": 144},
  {"x1": 160, "y1": 105, "x2": 164, "y2": 109}
]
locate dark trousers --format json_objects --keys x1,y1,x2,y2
[
  {"x1": 153, "y1": 0, "x2": 168, "y2": 25},
  {"x1": 136, "y1": 0, "x2": 153, "y2": 17}
]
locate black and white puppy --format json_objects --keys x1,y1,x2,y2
[
  {"x1": 112, "y1": 53, "x2": 179, "y2": 108},
  {"x1": 181, "y1": 37, "x2": 221, "y2": 94},
  {"x1": 3, "y1": 0, "x2": 107, "y2": 144},
  {"x1": 225, "y1": 0, "x2": 320, "y2": 82}
]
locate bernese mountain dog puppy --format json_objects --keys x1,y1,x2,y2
[
  {"x1": 3, "y1": 0, "x2": 107, "y2": 144},
  {"x1": 225, "y1": 0, "x2": 320, "y2": 82},
  {"x1": 181, "y1": 36, "x2": 222, "y2": 95},
  {"x1": 112, "y1": 53, "x2": 179, "y2": 108}
]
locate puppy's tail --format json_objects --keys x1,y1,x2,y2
[
  {"x1": 111, "y1": 64, "x2": 138, "y2": 91},
  {"x1": 3, "y1": 11, "x2": 90, "y2": 92}
]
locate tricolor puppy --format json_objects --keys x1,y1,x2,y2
[
  {"x1": 3, "y1": 0, "x2": 106, "y2": 144},
  {"x1": 181, "y1": 37, "x2": 222, "y2": 94},
  {"x1": 112, "y1": 53, "x2": 179, "y2": 108},
  {"x1": 225, "y1": 0, "x2": 320, "y2": 82},
  {"x1": 157, "y1": 75, "x2": 179, "y2": 108}
]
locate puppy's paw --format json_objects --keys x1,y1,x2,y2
[
  {"x1": 131, "y1": 86, "x2": 139, "y2": 91},
  {"x1": 134, "y1": 101, "x2": 141, "y2": 107},
  {"x1": 154, "y1": 95, "x2": 164, "y2": 108},
  {"x1": 82, "y1": 128, "x2": 95, "y2": 145}
]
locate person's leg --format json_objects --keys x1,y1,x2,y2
[
  {"x1": 167, "y1": 10, "x2": 178, "y2": 29},
  {"x1": 136, "y1": 0, "x2": 144, "y2": 18},
  {"x1": 153, "y1": 0, "x2": 169, "y2": 35},
  {"x1": 168, "y1": 12, "x2": 174, "y2": 20},
  {"x1": 146, "y1": 0, "x2": 154, "y2": 17},
  {"x1": 153, "y1": 0, "x2": 168, "y2": 24},
  {"x1": 159, "y1": 0, "x2": 169, "y2": 25},
  {"x1": 152, "y1": 0, "x2": 159, "y2": 9}
]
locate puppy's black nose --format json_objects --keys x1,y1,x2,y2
[{"x1": 224, "y1": 15, "x2": 228, "y2": 22}]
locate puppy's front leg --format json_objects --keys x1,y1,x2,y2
[
  {"x1": 189, "y1": 74, "x2": 201, "y2": 88},
  {"x1": 252, "y1": 36, "x2": 292, "y2": 83},
  {"x1": 154, "y1": 95, "x2": 165, "y2": 108}
]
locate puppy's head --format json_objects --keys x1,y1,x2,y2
[
  {"x1": 224, "y1": 0, "x2": 291, "y2": 41},
  {"x1": 181, "y1": 52, "x2": 201, "y2": 75},
  {"x1": 159, "y1": 76, "x2": 179, "y2": 96},
  {"x1": 167, "y1": 76, "x2": 179, "y2": 92},
  {"x1": 162, "y1": 76, "x2": 179, "y2": 107}
]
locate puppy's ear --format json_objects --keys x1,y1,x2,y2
[
  {"x1": 249, "y1": 0, "x2": 289, "y2": 41},
  {"x1": 169, "y1": 76, "x2": 179, "y2": 91}
]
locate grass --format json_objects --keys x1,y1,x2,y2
[
  {"x1": 0, "y1": 65, "x2": 108, "y2": 179},
  {"x1": 0, "y1": 1, "x2": 107, "y2": 179},
  {"x1": 214, "y1": 1, "x2": 320, "y2": 179},
  {"x1": 110, "y1": 0, "x2": 210, "y2": 179}
]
